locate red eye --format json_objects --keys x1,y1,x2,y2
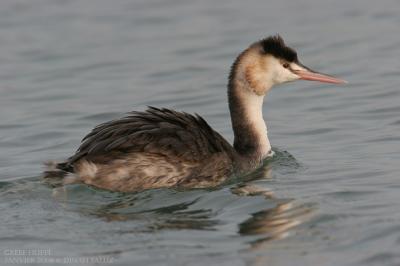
[{"x1": 283, "y1": 63, "x2": 290, "y2": 68}]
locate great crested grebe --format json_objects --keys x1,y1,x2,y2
[{"x1": 44, "y1": 35, "x2": 345, "y2": 192}]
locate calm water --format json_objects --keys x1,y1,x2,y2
[{"x1": 1, "y1": 0, "x2": 400, "y2": 265}]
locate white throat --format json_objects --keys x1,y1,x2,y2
[
  {"x1": 231, "y1": 82, "x2": 271, "y2": 160},
  {"x1": 240, "y1": 89, "x2": 271, "y2": 158}
]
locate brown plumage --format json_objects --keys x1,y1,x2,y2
[
  {"x1": 45, "y1": 107, "x2": 238, "y2": 192},
  {"x1": 44, "y1": 35, "x2": 345, "y2": 192}
]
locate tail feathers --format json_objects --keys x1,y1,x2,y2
[{"x1": 43, "y1": 161, "x2": 73, "y2": 187}]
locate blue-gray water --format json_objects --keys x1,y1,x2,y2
[{"x1": 1, "y1": 0, "x2": 400, "y2": 265}]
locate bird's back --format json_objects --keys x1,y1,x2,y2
[{"x1": 45, "y1": 107, "x2": 236, "y2": 192}]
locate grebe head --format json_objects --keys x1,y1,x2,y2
[
  {"x1": 228, "y1": 35, "x2": 346, "y2": 161},
  {"x1": 234, "y1": 35, "x2": 346, "y2": 96}
]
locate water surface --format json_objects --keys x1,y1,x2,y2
[{"x1": 1, "y1": 0, "x2": 400, "y2": 265}]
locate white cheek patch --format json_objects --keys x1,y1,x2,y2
[
  {"x1": 274, "y1": 66, "x2": 297, "y2": 83},
  {"x1": 267, "y1": 58, "x2": 300, "y2": 84},
  {"x1": 281, "y1": 63, "x2": 305, "y2": 82}
]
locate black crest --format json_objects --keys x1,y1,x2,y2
[{"x1": 260, "y1": 35, "x2": 298, "y2": 62}]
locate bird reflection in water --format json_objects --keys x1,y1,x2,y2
[
  {"x1": 95, "y1": 198, "x2": 219, "y2": 231},
  {"x1": 239, "y1": 197, "x2": 313, "y2": 241},
  {"x1": 231, "y1": 162, "x2": 314, "y2": 248},
  {"x1": 72, "y1": 191, "x2": 221, "y2": 231},
  {"x1": 53, "y1": 158, "x2": 313, "y2": 247},
  {"x1": 237, "y1": 197, "x2": 314, "y2": 266}
]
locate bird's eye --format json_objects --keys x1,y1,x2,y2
[{"x1": 282, "y1": 63, "x2": 290, "y2": 69}]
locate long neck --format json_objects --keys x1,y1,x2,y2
[{"x1": 228, "y1": 67, "x2": 272, "y2": 162}]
